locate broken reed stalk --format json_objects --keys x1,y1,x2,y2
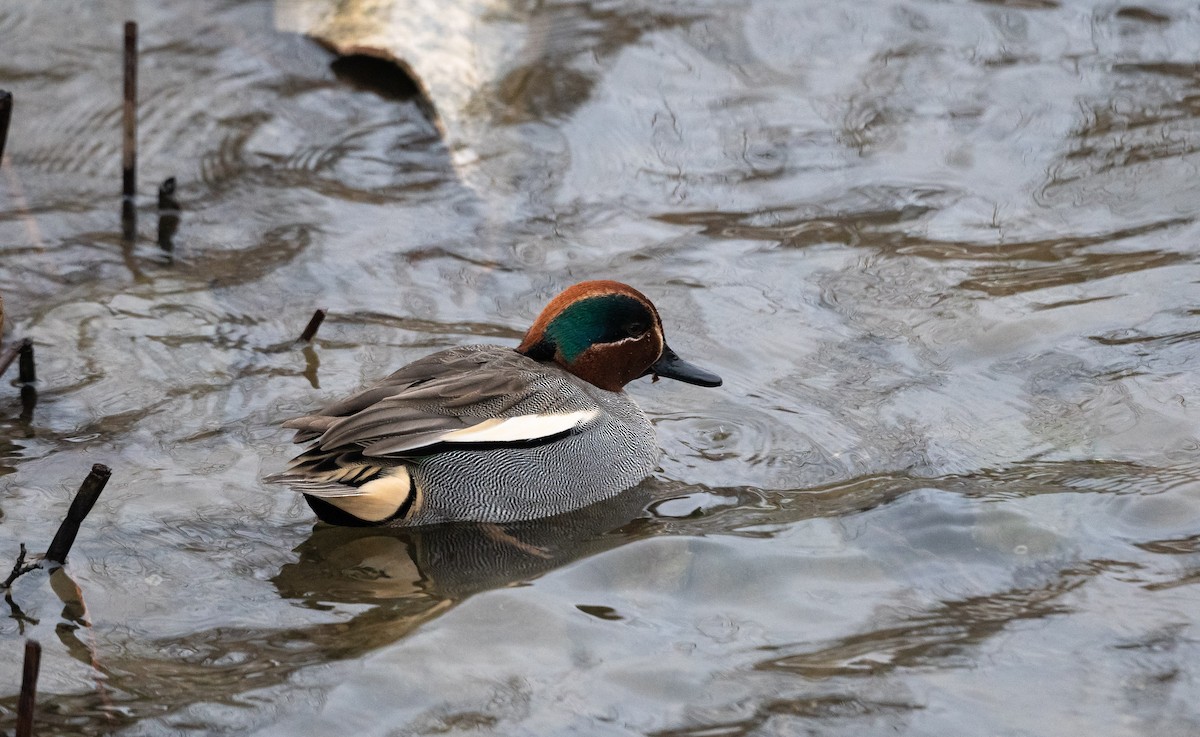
[
  {"x1": 157, "y1": 176, "x2": 178, "y2": 210},
  {"x1": 45, "y1": 464, "x2": 112, "y2": 565},
  {"x1": 298, "y1": 308, "x2": 327, "y2": 343},
  {"x1": 16, "y1": 640, "x2": 41, "y2": 737},
  {"x1": 157, "y1": 176, "x2": 180, "y2": 252},
  {"x1": 0, "y1": 337, "x2": 28, "y2": 379},
  {"x1": 122, "y1": 22, "x2": 137, "y2": 203},
  {"x1": 0, "y1": 89, "x2": 12, "y2": 163},
  {"x1": 121, "y1": 22, "x2": 138, "y2": 241},
  {"x1": 17, "y1": 339, "x2": 35, "y2": 383},
  {"x1": 2, "y1": 543, "x2": 40, "y2": 589}
]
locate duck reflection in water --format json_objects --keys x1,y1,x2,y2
[{"x1": 272, "y1": 481, "x2": 662, "y2": 608}]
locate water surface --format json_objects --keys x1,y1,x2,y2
[{"x1": 1, "y1": 0, "x2": 1199, "y2": 735}]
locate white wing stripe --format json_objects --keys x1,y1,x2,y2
[{"x1": 437, "y1": 410, "x2": 598, "y2": 444}]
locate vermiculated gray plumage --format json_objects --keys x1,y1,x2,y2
[{"x1": 268, "y1": 345, "x2": 660, "y2": 525}]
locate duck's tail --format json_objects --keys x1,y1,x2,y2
[{"x1": 266, "y1": 460, "x2": 420, "y2": 526}]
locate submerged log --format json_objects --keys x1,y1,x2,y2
[{"x1": 274, "y1": 0, "x2": 521, "y2": 169}]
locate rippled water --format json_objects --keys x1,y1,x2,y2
[{"x1": 1, "y1": 0, "x2": 1199, "y2": 734}]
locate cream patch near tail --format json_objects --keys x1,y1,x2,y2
[{"x1": 302, "y1": 466, "x2": 416, "y2": 523}]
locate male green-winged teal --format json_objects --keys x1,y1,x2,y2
[{"x1": 268, "y1": 280, "x2": 722, "y2": 527}]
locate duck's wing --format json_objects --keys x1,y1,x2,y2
[{"x1": 281, "y1": 346, "x2": 598, "y2": 459}]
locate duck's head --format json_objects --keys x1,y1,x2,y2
[{"x1": 517, "y1": 280, "x2": 722, "y2": 392}]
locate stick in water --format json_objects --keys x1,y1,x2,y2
[
  {"x1": 45, "y1": 465, "x2": 113, "y2": 565},
  {"x1": 157, "y1": 176, "x2": 180, "y2": 252},
  {"x1": 121, "y1": 22, "x2": 138, "y2": 241},
  {"x1": 17, "y1": 338, "x2": 35, "y2": 384},
  {"x1": 158, "y1": 176, "x2": 179, "y2": 211},
  {"x1": 122, "y1": 22, "x2": 137, "y2": 202},
  {"x1": 0, "y1": 90, "x2": 12, "y2": 163},
  {"x1": 2, "y1": 543, "x2": 40, "y2": 589},
  {"x1": 0, "y1": 337, "x2": 26, "y2": 378},
  {"x1": 298, "y1": 309, "x2": 327, "y2": 343},
  {"x1": 16, "y1": 640, "x2": 41, "y2": 737}
]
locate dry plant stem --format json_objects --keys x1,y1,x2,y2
[
  {"x1": 0, "y1": 90, "x2": 11, "y2": 162},
  {"x1": 17, "y1": 339, "x2": 35, "y2": 383},
  {"x1": 2, "y1": 543, "x2": 42, "y2": 589},
  {"x1": 157, "y1": 177, "x2": 180, "y2": 252},
  {"x1": 17, "y1": 640, "x2": 41, "y2": 737},
  {"x1": 158, "y1": 176, "x2": 179, "y2": 210},
  {"x1": 121, "y1": 22, "x2": 138, "y2": 244},
  {"x1": 122, "y1": 22, "x2": 137, "y2": 202},
  {"x1": 0, "y1": 337, "x2": 27, "y2": 379},
  {"x1": 45, "y1": 464, "x2": 113, "y2": 565},
  {"x1": 298, "y1": 308, "x2": 327, "y2": 342}
]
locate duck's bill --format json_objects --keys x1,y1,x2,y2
[{"x1": 648, "y1": 345, "x2": 723, "y2": 387}]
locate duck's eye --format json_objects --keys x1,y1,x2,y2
[{"x1": 624, "y1": 321, "x2": 649, "y2": 337}]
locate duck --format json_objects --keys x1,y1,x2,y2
[{"x1": 267, "y1": 280, "x2": 722, "y2": 527}]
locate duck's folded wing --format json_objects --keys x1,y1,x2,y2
[{"x1": 281, "y1": 347, "x2": 598, "y2": 458}]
